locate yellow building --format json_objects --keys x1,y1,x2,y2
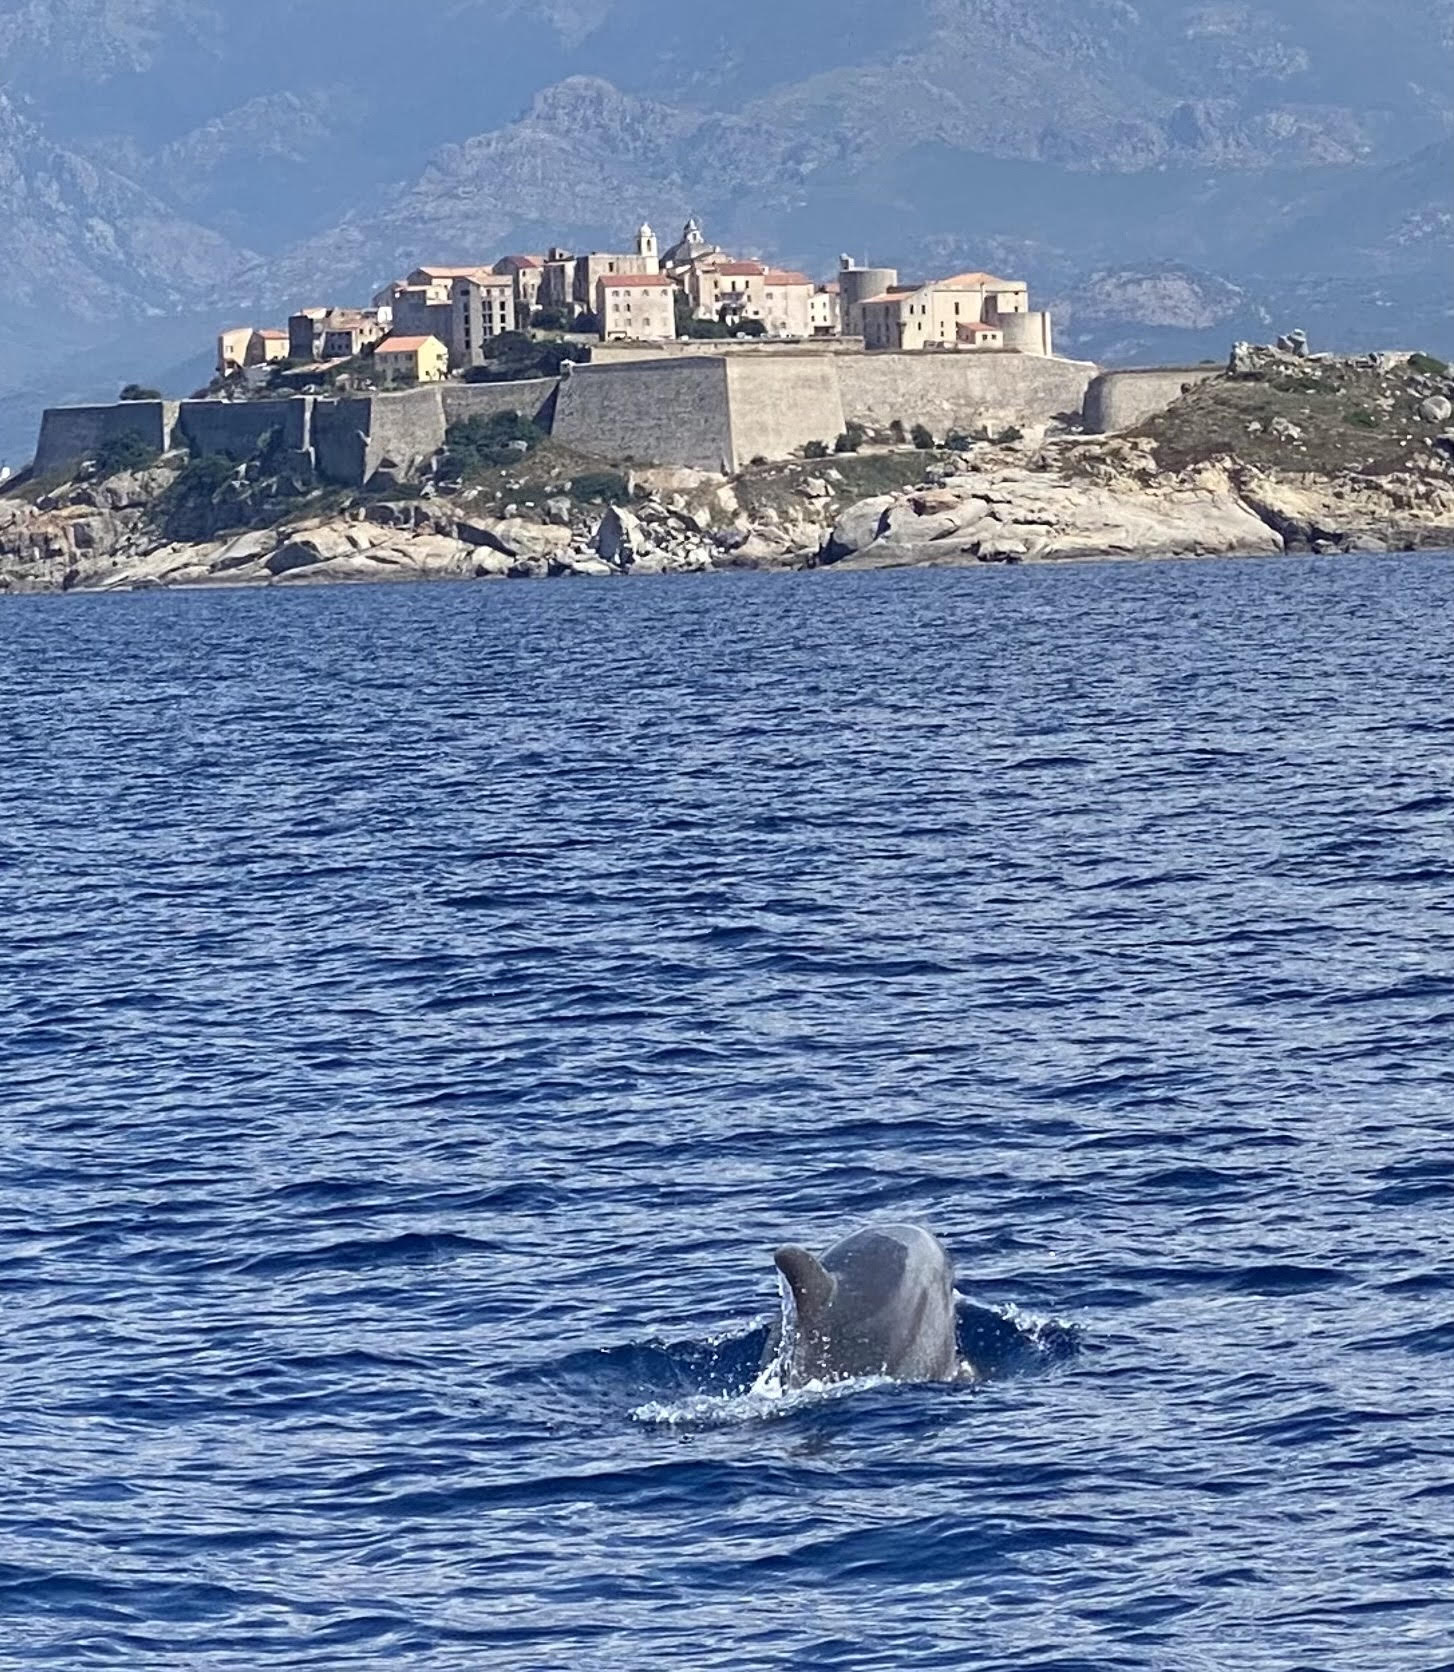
[
  {"x1": 216, "y1": 326, "x2": 291, "y2": 376},
  {"x1": 374, "y1": 334, "x2": 449, "y2": 383}
]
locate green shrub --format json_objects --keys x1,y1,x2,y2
[
  {"x1": 92, "y1": 432, "x2": 161, "y2": 478},
  {"x1": 749, "y1": 455, "x2": 769, "y2": 467},
  {"x1": 441, "y1": 410, "x2": 544, "y2": 476},
  {"x1": 733, "y1": 318, "x2": 766, "y2": 338},
  {"x1": 119, "y1": 383, "x2": 163, "y2": 402},
  {"x1": 945, "y1": 430, "x2": 973, "y2": 450},
  {"x1": 571, "y1": 311, "x2": 600, "y2": 335},
  {"x1": 568, "y1": 469, "x2": 630, "y2": 504},
  {"x1": 910, "y1": 423, "x2": 935, "y2": 450},
  {"x1": 1408, "y1": 353, "x2": 1450, "y2": 377},
  {"x1": 687, "y1": 319, "x2": 732, "y2": 339},
  {"x1": 997, "y1": 424, "x2": 1024, "y2": 444},
  {"x1": 1345, "y1": 407, "x2": 1378, "y2": 429},
  {"x1": 888, "y1": 419, "x2": 906, "y2": 443},
  {"x1": 531, "y1": 304, "x2": 572, "y2": 332},
  {"x1": 169, "y1": 455, "x2": 236, "y2": 498},
  {"x1": 803, "y1": 439, "x2": 830, "y2": 459},
  {"x1": 834, "y1": 422, "x2": 866, "y2": 454}
]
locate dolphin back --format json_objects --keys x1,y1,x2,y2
[{"x1": 775, "y1": 1223, "x2": 958, "y2": 1387}]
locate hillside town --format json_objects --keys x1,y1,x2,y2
[{"x1": 215, "y1": 219, "x2": 1057, "y2": 387}]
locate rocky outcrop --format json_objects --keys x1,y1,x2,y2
[
  {"x1": 6, "y1": 407, "x2": 1453, "y2": 595},
  {"x1": 823, "y1": 447, "x2": 1283, "y2": 567}
]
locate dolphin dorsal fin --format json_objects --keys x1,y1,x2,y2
[{"x1": 774, "y1": 1245, "x2": 835, "y2": 1319}]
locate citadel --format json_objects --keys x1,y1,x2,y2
[{"x1": 33, "y1": 219, "x2": 1197, "y2": 486}]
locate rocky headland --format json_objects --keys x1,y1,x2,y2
[{"x1": 4, "y1": 344, "x2": 1453, "y2": 594}]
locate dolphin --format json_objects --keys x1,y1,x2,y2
[{"x1": 769, "y1": 1223, "x2": 961, "y2": 1388}]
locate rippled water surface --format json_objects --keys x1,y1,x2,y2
[{"x1": 2, "y1": 555, "x2": 1453, "y2": 1670}]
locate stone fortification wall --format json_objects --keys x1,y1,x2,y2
[
  {"x1": 552, "y1": 359, "x2": 734, "y2": 472},
  {"x1": 1082, "y1": 367, "x2": 1221, "y2": 434},
  {"x1": 835, "y1": 353, "x2": 1096, "y2": 436},
  {"x1": 313, "y1": 388, "x2": 448, "y2": 485},
  {"x1": 723, "y1": 358, "x2": 846, "y2": 467},
  {"x1": 590, "y1": 338, "x2": 865, "y2": 365},
  {"x1": 441, "y1": 380, "x2": 558, "y2": 427},
  {"x1": 34, "y1": 401, "x2": 179, "y2": 476},
  {"x1": 176, "y1": 398, "x2": 312, "y2": 460},
  {"x1": 999, "y1": 312, "x2": 1054, "y2": 357}
]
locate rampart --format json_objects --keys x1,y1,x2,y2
[
  {"x1": 552, "y1": 359, "x2": 734, "y2": 472},
  {"x1": 39, "y1": 351, "x2": 1241, "y2": 488},
  {"x1": 176, "y1": 398, "x2": 313, "y2": 460},
  {"x1": 441, "y1": 379, "x2": 557, "y2": 427},
  {"x1": 1083, "y1": 367, "x2": 1221, "y2": 434},
  {"x1": 835, "y1": 352, "x2": 1096, "y2": 436},
  {"x1": 35, "y1": 400, "x2": 179, "y2": 476},
  {"x1": 313, "y1": 387, "x2": 447, "y2": 485},
  {"x1": 590, "y1": 338, "x2": 865, "y2": 365},
  {"x1": 724, "y1": 358, "x2": 846, "y2": 466}
]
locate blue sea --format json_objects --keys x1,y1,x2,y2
[{"x1": 2, "y1": 555, "x2": 1452, "y2": 1671}]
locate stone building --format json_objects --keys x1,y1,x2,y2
[
  {"x1": 321, "y1": 311, "x2": 387, "y2": 360},
  {"x1": 494, "y1": 255, "x2": 544, "y2": 318},
  {"x1": 836, "y1": 257, "x2": 900, "y2": 338},
  {"x1": 661, "y1": 217, "x2": 722, "y2": 278},
  {"x1": 288, "y1": 307, "x2": 330, "y2": 361},
  {"x1": 374, "y1": 335, "x2": 449, "y2": 384},
  {"x1": 686, "y1": 260, "x2": 815, "y2": 336},
  {"x1": 859, "y1": 272, "x2": 1049, "y2": 354},
  {"x1": 539, "y1": 247, "x2": 575, "y2": 312},
  {"x1": 449, "y1": 272, "x2": 517, "y2": 368},
  {"x1": 572, "y1": 224, "x2": 661, "y2": 315},
  {"x1": 216, "y1": 326, "x2": 289, "y2": 376},
  {"x1": 810, "y1": 284, "x2": 841, "y2": 337},
  {"x1": 596, "y1": 273, "x2": 678, "y2": 341}
]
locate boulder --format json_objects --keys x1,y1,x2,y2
[
  {"x1": 1419, "y1": 396, "x2": 1453, "y2": 425},
  {"x1": 400, "y1": 534, "x2": 475, "y2": 574},
  {"x1": 824, "y1": 493, "x2": 895, "y2": 559},
  {"x1": 457, "y1": 516, "x2": 571, "y2": 558},
  {"x1": 211, "y1": 528, "x2": 278, "y2": 572},
  {"x1": 274, "y1": 554, "x2": 402, "y2": 584},
  {"x1": 265, "y1": 526, "x2": 357, "y2": 574},
  {"x1": 594, "y1": 505, "x2": 646, "y2": 564},
  {"x1": 630, "y1": 465, "x2": 725, "y2": 496},
  {"x1": 552, "y1": 552, "x2": 614, "y2": 578},
  {"x1": 879, "y1": 499, "x2": 989, "y2": 544}
]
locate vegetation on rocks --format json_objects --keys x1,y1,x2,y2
[
  {"x1": 440, "y1": 411, "x2": 545, "y2": 479},
  {"x1": 1132, "y1": 350, "x2": 1454, "y2": 478},
  {"x1": 93, "y1": 433, "x2": 161, "y2": 479}
]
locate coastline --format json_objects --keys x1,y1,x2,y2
[{"x1": 7, "y1": 348, "x2": 1454, "y2": 595}]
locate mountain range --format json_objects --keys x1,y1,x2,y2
[{"x1": 2, "y1": 0, "x2": 1452, "y2": 462}]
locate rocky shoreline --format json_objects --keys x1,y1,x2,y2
[{"x1": 4, "y1": 348, "x2": 1454, "y2": 595}]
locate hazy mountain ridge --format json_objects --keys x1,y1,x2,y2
[{"x1": 1, "y1": 0, "x2": 1452, "y2": 460}]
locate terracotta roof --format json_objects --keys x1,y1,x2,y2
[
  {"x1": 713, "y1": 261, "x2": 768, "y2": 277},
  {"x1": 599, "y1": 273, "x2": 675, "y2": 289},
  {"x1": 861, "y1": 287, "x2": 921, "y2": 306},
  {"x1": 377, "y1": 335, "x2": 444, "y2": 352},
  {"x1": 497, "y1": 254, "x2": 542, "y2": 269},
  {"x1": 937, "y1": 271, "x2": 1026, "y2": 290},
  {"x1": 959, "y1": 320, "x2": 1001, "y2": 333},
  {"x1": 762, "y1": 269, "x2": 812, "y2": 286},
  {"x1": 414, "y1": 264, "x2": 493, "y2": 279},
  {"x1": 256, "y1": 328, "x2": 288, "y2": 339}
]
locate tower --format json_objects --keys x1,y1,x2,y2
[{"x1": 637, "y1": 221, "x2": 658, "y2": 263}]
